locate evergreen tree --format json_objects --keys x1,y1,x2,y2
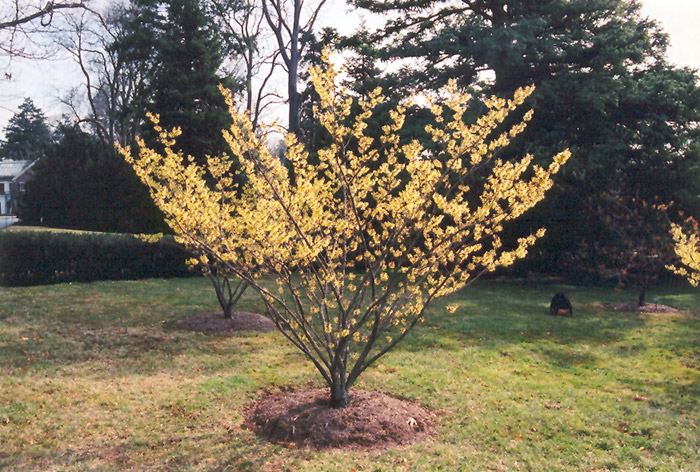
[
  {"x1": 148, "y1": 0, "x2": 236, "y2": 162},
  {"x1": 352, "y1": 0, "x2": 700, "y2": 279},
  {"x1": 297, "y1": 28, "x2": 338, "y2": 148},
  {"x1": 0, "y1": 98, "x2": 53, "y2": 160},
  {"x1": 109, "y1": 0, "x2": 237, "y2": 163}
]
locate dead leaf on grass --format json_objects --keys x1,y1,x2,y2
[{"x1": 543, "y1": 403, "x2": 562, "y2": 410}]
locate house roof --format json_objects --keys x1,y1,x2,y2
[{"x1": 0, "y1": 160, "x2": 34, "y2": 180}]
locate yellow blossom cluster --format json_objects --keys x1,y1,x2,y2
[
  {"x1": 668, "y1": 223, "x2": 700, "y2": 287},
  {"x1": 120, "y1": 49, "x2": 569, "y2": 395}
]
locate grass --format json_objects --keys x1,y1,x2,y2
[
  {"x1": 1, "y1": 277, "x2": 699, "y2": 471},
  {"x1": 2, "y1": 225, "x2": 102, "y2": 234}
]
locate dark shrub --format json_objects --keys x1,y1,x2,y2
[{"x1": 0, "y1": 228, "x2": 191, "y2": 286}]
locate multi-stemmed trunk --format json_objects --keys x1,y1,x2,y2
[
  {"x1": 208, "y1": 272, "x2": 248, "y2": 319},
  {"x1": 329, "y1": 370, "x2": 350, "y2": 408},
  {"x1": 327, "y1": 339, "x2": 353, "y2": 408}
]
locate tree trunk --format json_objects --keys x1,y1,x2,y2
[
  {"x1": 208, "y1": 272, "x2": 247, "y2": 319},
  {"x1": 287, "y1": 57, "x2": 301, "y2": 138},
  {"x1": 328, "y1": 347, "x2": 351, "y2": 408},
  {"x1": 246, "y1": 46, "x2": 254, "y2": 117},
  {"x1": 638, "y1": 284, "x2": 647, "y2": 307},
  {"x1": 329, "y1": 374, "x2": 350, "y2": 408},
  {"x1": 222, "y1": 301, "x2": 234, "y2": 320}
]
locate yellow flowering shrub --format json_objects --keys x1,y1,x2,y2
[
  {"x1": 668, "y1": 221, "x2": 700, "y2": 287},
  {"x1": 120, "y1": 51, "x2": 569, "y2": 407}
]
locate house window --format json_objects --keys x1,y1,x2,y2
[
  {"x1": 0, "y1": 183, "x2": 5, "y2": 194},
  {"x1": 19, "y1": 182, "x2": 25, "y2": 192}
]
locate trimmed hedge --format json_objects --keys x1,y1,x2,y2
[{"x1": 0, "y1": 227, "x2": 191, "y2": 286}]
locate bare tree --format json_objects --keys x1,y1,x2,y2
[
  {"x1": 209, "y1": 0, "x2": 281, "y2": 129},
  {"x1": 260, "y1": 0, "x2": 328, "y2": 136},
  {"x1": 0, "y1": 0, "x2": 93, "y2": 60},
  {"x1": 58, "y1": 4, "x2": 154, "y2": 146}
]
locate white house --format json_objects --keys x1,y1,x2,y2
[{"x1": 0, "y1": 160, "x2": 34, "y2": 216}]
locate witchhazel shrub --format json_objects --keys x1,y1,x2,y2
[
  {"x1": 119, "y1": 51, "x2": 570, "y2": 407},
  {"x1": 668, "y1": 220, "x2": 700, "y2": 286}
]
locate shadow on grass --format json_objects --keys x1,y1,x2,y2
[
  {"x1": 397, "y1": 283, "x2": 649, "y2": 350},
  {"x1": 2, "y1": 278, "x2": 698, "y2": 392},
  {"x1": 0, "y1": 277, "x2": 277, "y2": 373},
  {"x1": 380, "y1": 280, "x2": 700, "y2": 413},
  {"x1": 384, "y1": 281, "x2": 699, "y2": 382},
  {"x1": 0, "y1": 322, "x2": 281, "y2": 375},
  {"x1": 0, "y1": 430, "x2": 284, "y2": 472}
]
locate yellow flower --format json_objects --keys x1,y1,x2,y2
[{"x1": 669, "y1": 223, "x2": 700, "y2": 287}]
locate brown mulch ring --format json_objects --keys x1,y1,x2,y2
[
  {"x1": 605, "y1": 302, "x2": 679, "y2": 314},
  {"x1": 173, "y1": 311, "x2": 277, "y2": 334},
  {"x1": 244, "y1": 387, "x2": 435, "y2": 451}
]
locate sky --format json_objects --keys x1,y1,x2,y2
[
  {"x1": 640, "y1": 0, "x2": 700, "y2": 69},
  {"x1": 0, "y1": 0, "x2": 699, "y2": 136}
]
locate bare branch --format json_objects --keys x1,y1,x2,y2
[{"x1": 0, "y1": 1, "x2": 91, "y2": 30}]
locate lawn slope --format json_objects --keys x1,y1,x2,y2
[{"x1": 1, "y1": 278, "x2": 698, "y2": 471}]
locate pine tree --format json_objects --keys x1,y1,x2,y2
[
  {"x1": 352, "y1": 0, "x2": 700, "y2": 278},
  {"x1": 109, "y1": 0, "x2": 237, "y2": 163},
  {"x1": 147, "y1": 0, "x2": 235, "y2": 162},
  {"x1": 0, "y1": 98, "x2": 53, "y2": 161}
]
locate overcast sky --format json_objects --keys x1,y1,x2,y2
[
  {"x1": 640, "y1": 0, "x2": 700, "y2": 70},
  {"x1": 0, "y1": 0, "x2": 699, "y2": 137}
]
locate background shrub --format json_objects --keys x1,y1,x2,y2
[{"x1": 0, "y1": 227, "x2": 191, "y2": 286}]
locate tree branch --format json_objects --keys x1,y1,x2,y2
[{"x1": 0, "y1": 1, "x2": 91, "y2": 30}]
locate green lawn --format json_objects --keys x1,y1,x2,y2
[{"x1": 1, "y1": 277, "x2": 698, "y2": 471}]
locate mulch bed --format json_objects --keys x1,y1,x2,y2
[
  {"x1": 605, "y1": 302, "x2": 679, "y2": 314},
  {"x1": 174, "y1": 311, "x2": 277, "y2": 334},
  {"x1": 244, "y1": 387, "x2": 435, "y2": 451}
]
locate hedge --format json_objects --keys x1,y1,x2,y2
[{"x1": 0, "y1": 227, "x2": 191, "y2": 286}]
